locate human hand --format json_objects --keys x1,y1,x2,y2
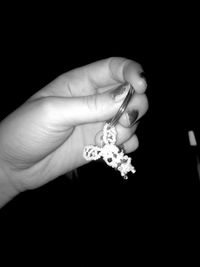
[{"x1": 0, "y1": 57, "x2": 148, "y2": 195}]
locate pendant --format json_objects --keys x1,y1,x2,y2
[{"x1": 83, "y1": 123, "x2": 136, "y2": 179}]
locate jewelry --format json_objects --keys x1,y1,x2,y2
[{"x1": 83, "y1": 83, "x2": 136, "y2": 180}]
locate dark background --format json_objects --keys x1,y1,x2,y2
[{"x1": 0, "y1": 7, "x2": 199, "y2": 265}]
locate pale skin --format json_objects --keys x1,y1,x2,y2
[{"x1": 0, "y1": 57, "x2": 148, "y2": 208}]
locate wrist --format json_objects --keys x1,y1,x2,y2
[{"x1": 0, "y1": 159, "x2": 19, "y2": 208}]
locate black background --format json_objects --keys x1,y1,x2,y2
[{"x1": 0, "y1": 6, "x2": 199, "y2": 265}]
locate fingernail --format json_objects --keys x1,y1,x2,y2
[
  {"x1": 127, "y1": 110, "x2": 139, "y2": 127},
  {"x1": 111, "y1": 83, "x2": 130, "y2": 102}
]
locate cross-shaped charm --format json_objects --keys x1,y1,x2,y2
[{"x1": 83, "y1": 123, "x2": 136, "y2": 179}]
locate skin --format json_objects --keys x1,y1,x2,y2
[{"x1": 0, "y1": 57, "x2": 148, "y2": 207}]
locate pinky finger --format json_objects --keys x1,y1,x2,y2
[{"x1": 121, "y1": 134, "x2": 139, "y2": 154}]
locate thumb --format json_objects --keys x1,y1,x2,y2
[{"x1": 47, "y1": 83, "x2": 130, "y2": 126}]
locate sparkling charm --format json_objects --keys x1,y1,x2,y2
[{"x1": 83, "y1": 123, "x2": 136, "y2": 179}]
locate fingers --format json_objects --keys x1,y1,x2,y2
[
  {"x1": 108, "y1": 57, "x2": 147, "y2": 94},
  {"x1": 67, "y1": 57, "x2": 147, "y2": 94},
  {"x1": 29, "y1": 57, "x2": 147, "y2": 101},
  {"x1": 39, "y1": 79, "x2": 148, "y2": 129},
  {"x1": 41, "y1": 83, "x2": 146, "y2": 127}
]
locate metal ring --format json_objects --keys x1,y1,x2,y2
[{"x1": 108, "y1": 83, "x2": 135, "y2": 128}]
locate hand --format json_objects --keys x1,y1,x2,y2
[{"x1": 0, "y1": 57, "x2": 148, "y2": 194}]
